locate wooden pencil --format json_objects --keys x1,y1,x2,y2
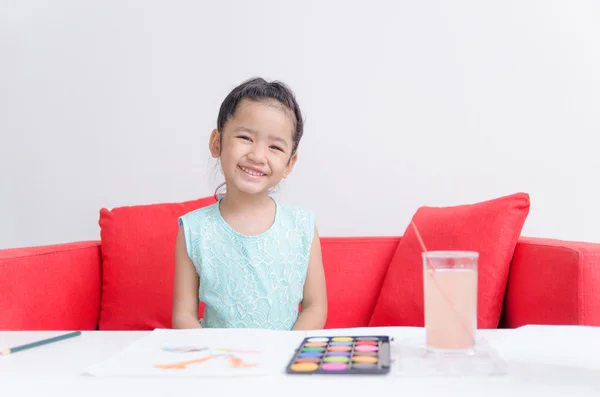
[{"x1": 0, "y1": 331, "x2": 81, "y2": 356}]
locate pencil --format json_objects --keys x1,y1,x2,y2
[{"x1": 0, "y1": 331, "x2": 82, "y2": 356}]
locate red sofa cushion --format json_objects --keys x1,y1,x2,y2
[
  {"x1": 502, "y1": 237, "x2": 600, "y2": 327},
  {"x1": 0, "y1": 241, "x2": 101, "y2": 330},
  {"x1": 320, "y1": 237, "x2": 400, "y2": 329},
  {"x1": 369, "y1": 192, "x2": 530, "y2": 329},
  {"x1": 98, "y1": 196, "x2": 216, "y2": 330}
]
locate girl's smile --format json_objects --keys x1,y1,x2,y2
[{"x1": 238, "y1": 165, "x2": 268, "y2": 178}]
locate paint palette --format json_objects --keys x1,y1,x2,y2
[{"x1": 285, "y1": 336, "x2": 391, "y2": 375}]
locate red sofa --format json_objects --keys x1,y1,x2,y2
[{"x1": 1, "y1": 198, "x2": 599, "y2": 331}]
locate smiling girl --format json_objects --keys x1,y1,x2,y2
[{"x1": 171, "y1": 77, "x2": 327, "y2": 331}]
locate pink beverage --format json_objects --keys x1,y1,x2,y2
[{"x1": 423, "y1": 251, "x2": 478, "y2": 353}]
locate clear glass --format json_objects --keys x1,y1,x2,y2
[{"x1": 423, "y1": 251, "x2": 478, "y2": 355}]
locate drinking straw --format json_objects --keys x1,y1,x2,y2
[
  {"x1": 410, "y1": 221, "x2": 475, "y2": 344},
  {"x1": 411, "y1": 221, "x2": 437, "y2": 271},
  {"x1": 0, "y1": 331, "x2": 81, "y2": 356}
]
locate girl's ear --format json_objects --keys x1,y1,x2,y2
[
  {"x1": 283, "y1": 152, "x2": 298, "y2": 178},
  {"x1": 209, "y1": 129, "x2": 221, "y2": 158}
]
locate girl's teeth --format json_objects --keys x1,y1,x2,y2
[{"x1": 241, "y1": 167, "x2": 264, "y2": 176}]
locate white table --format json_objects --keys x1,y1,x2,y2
[{"x1": 1, "y1": 325, "x2": 599, "y2": 396}]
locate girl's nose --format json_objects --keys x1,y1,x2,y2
[{"x1": 248, "y1": 145, "x2": 266, "y2": 163}]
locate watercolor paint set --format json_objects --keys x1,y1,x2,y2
[{"x1": 285, "y1": 335, "x2": 391, "y2": 375}]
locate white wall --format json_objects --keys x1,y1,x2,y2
[{"x1": 1, "y1": 0, "x2": 599, "y2": 249}]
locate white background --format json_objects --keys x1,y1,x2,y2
[{"x1": 1, "y1": 0, "x2": 599, "y2": 249}]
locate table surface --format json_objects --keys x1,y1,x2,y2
[{"x1": 1, "y1": 325, "x2": 599, "y2": 396}]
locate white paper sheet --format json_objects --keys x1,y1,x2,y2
[{"x1": 83, "y1": 328, "x2": 307, "y2": 377}]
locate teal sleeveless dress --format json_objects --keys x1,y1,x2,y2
[{"x1": 178, "y1": 197, "x2": 314, "y2": 330}]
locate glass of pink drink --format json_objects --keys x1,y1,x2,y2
[{"x1": 423, "y1": 251, "x2": 478, "y2": 354}]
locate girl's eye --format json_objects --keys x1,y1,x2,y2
[
  {"x1": 237, "y1": 136, "x2": 251, "y2": 141},
  {"x1": 270, "y1": 146, "x2": 284, "y2": 152}
]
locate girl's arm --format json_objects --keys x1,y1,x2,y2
[
  {"x1": 172, "y1": 227, "x2": 202, "y2": 329},
  {"x1": 292, "y1": 226, "x2": 328, "y2": 330}
]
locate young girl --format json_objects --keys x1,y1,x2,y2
[{"x1": 171, "y1": 77, "x2": 328, "y2": 330}]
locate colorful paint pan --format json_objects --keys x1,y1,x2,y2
[
  {"x1": 329, "y1": 341, "x2": 353, "y2": 346},
  {"x1": 290, "y1": 362, "x2": 319, "y2": 372},
  {"x1": 298, "y1": 352, "x2": 322, "y2": 358},
  {"x1": 353, "y1": 355, "x2": 378, "y2": 364},
  {"x1": 323, "y1": 356, "x2": 350, "y2": 363},
  {"x1": 295, "y1": 357, "x2": 321, "y2": 363},
  {"x1": 353, "y1": 351, "x2": 377, "y2": 357},
  {"x1": 354, "y1": 345, "x2": 378, "y2": 352},
  {"x1": 285, "y1": 335, "x2": 391, "y2": 375},
  {"x1": 326, "y1": 351, "x2": 351, "y2": 356},
  {"x1": 321, "y1": 363, "x2": 348, "y2": 371},
  {"x1": 328, "y1": 345, "x2": 352, "y2": 352},
  {"x1": 302, "y1": 346, "x2": 326, "y2": 352},
  {"x1": 355, "y1": 340, "x2": 378, "y2": 346},
  {"x1": 331, "y1": 337, "x2": 354, "y2": 342},
  {"x1": 304, "y1": 342, "x2": 327, "y2": 347}
]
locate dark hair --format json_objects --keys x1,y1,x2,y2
[{"x1": 213, "y1": 77, "x2": 304, "y2": 198}]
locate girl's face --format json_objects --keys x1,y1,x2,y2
[{"x1": 209, "y1": 99, "x2": 298, "y2": 197}]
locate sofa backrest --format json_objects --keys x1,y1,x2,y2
[
  {"x1": 0, "y1": 241, "x2": 102, "y2": 331},
  {"x1": 320, "y1": 237, "x2": 399, "y2": 328},
  {"x1": 3, "y1": 191, "x2": 599, "y2": 330}
]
